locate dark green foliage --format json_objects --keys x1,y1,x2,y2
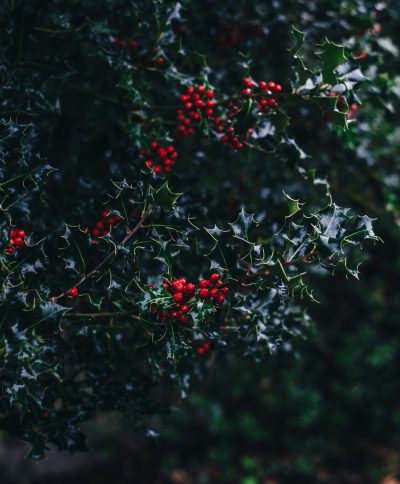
[{"x1": 0, "y1": 0, "x2": 396, "y2": 469}]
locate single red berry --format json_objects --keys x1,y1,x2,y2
[
  {"x1": 154, "y1": 165, "x2": 163, "y2": 174},
  {"x1": 215, "y1": 294, "x2": 225, "y2": 304},
  {"x1": 220, "y1": 286, "x2": 229, "y2": 294},
  {"x1": 92, "y1": 228, "x2": 100, "y2": 237},
  {"x1": 199, "y1": 279, "x2": 210, "y2": 288},
  {"x1": 150, "y1": 140, "x2": 158, "y2": 149},
  {"x1": 215, "y1": 280, "x2": 223, "y2": 287},
  {"x1": 267, "y1": 81, "x2": 276, "y2": 89},
  {"x1": 242, "y1": 88, "x2": 252, "y2": 97},
  {"x1": 185, "y1": 283, "x2": 195, "y2": 293},
  {"x1": 139, "y1": 149, "x2": 147, "y2": 156},
  {"x1": 197, "y1": 347, "x2": 205, "y2": 355},
  {"x1": 172, "y1": 282, "x2": 185, "y2": 292},
  {"x1": 206, "y1": 90, "x2": 214, "y2": 99},
  {"x1": 205, "y1": 109, "x2": 214, "y2": 117},
  {"x1": 273, "y1": 84, "x2": 282, "y2": 92},
  {"x1": 177, "y1": 278, "x2": 186, "y2": 285},
  {"x1": 209, "y1": 288, "x2": 219, "y2": 298},
  {"x1": 17, "y1": 230, "x2": 26, "y2": 238},
  {"x1": 197, "y1": 85, "x2": 205, "y2": 93},
  {"x1": 157, "y1": 148, "x2": 167, "y2": 159},
  {"x1": 184, "y1": 102, "x2": 193, "y2": 110},
  {"x1": 129, "y1": 39, "x2": 138, "y2": 49},
  {"x1": 166, "y1": 145, "x2": 176, "y2": 154},
  {"x1": 180, "y1": 304, "x2": 190, "y2": 313},
  {"x1": 13, "y1": 237, "x2": 23, "y2": 247},
  {"x1": 10, "y1": 229, "x2": 18, "y2": 238},
  {"x1": 199, "y1": 288, "x2": 209, "y2": 298},
  {"x1": 259, "y1": 81, "x2": 267, "y2": 90},
  {"x1": 9, "y1": 239, "x2": 15, "y2": 246},
  {"x1": 209, "y1": 273, "x2": 220, "y2": 283},
  {"x1": 68, "y1": 287, "x2": 79, "y2": 297},
  {"x1": 96, "y1": 221, "x2": 104, "y2": 229},
  {"x1": 154, "y1": 56, "x2": 164, "y2": 65},
  {"x1": 187, "y1": 86, "x2": 195, "y2": 94},
  {"x1": 173, "y1": 292, "x2": 184, "y2": 303},
  {"x1": 203, "y1": 342, "x2": 210, "y2": 351},
  {"x1": 145, "y1": 160, "x2": 153, "y2": 168},
  {"x1": 178, "y1": 314, "x2": 188, "y2": 324}
]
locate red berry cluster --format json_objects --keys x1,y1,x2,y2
[
  {"x1": 68, "y1": 287, "x2": 79, "y2": 297},
  {"x1": 4, "y1": 228, "x2": 26, "y2": 254},
  {"x1": 84, "y1": 211, "x2": 122, "y2": 241},
  {"x1": 176, "y1": 85, "x2": 216, "y2": 138},
  {"x1": 139, "y1": 141, "x2": 178, "y2": 174},
  {"x1": 111, "y1": 37, "x2": 139, "y2": 49},
  {"x1": 150, "y1": 277, "x2": 196, "y2": 324},
  {"x1": 149, "y1": 274, "x2": 229, "y2": 324},
  {"x1": 198, "y1": 273, "x2": 229, "y2": 305},
  {"x1": 196, "y1": 341, "x2": 210, "y2": 356},
  {"x1": 241, "y1": 77, "x2": 282, "y2": 113}
]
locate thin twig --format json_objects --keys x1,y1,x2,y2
[{"x1": 51, "y1": 209, "x2": 152, "y2": 302}]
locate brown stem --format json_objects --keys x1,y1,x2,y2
[
  {"x1": 51, "y1": 209, "x2": 152, "y2": 302},
  {"x1": 64, "y1": 311, "x2": 134, "y2": 319}
]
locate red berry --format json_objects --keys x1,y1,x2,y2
[
  {"x1": 145, "y1": 160, "x2": 153, "y2": 168},
  {"x1": 68, "y1": 287, "x2": 79, "y2": 297},
  {"x1": 180, "y1": 304, "x2": 190, "y2": 313},
  {"x1": 139, "y1": 149, "x2": 147, "y2": 156},
  {"x1": 215, "y1": 294, "x2": 225, "y2": 304},
  {"x1": 185, "y1": 283, "x2": 195, "y2": 293},
  {"x1": 242, "y1": 77, "x2": 254, "y2": 88},
  {"x1": 13, "y1": 237, "x2": 23, "y2": 247},
  {"x1": 178, "y1": 314, "x2": 188, "y2": 324},
  {"x1": 259, "y1": 81, "x2": 267, "y2": 90},
  {"x1": 267, "y1": 81, "x2": 276, "y2": 89},
  {"x1": 129, "y1": 39, "x2": 138, "y2": 49},
  {"x1": 154, "y1": 165, "x2": 162, "y2": 174},
  {"x1": 10, "y1": 229, "x2": 18, "y2": 238},
  {"x1": 173, "y1": 292, "x2": 183, "y2": 302},
  {"x1": 187, "y1": 86, "x2": 195, "y2": 94},
  {"x1": 209, "y1": 273, "x2": 220, "y2": 283},
  {"x1": 203, "y1": 342, "x2": 210, "y2": 350},
  {"x1": 197, "y1": 85, "x2": 205, "y2": 93},
  {"x1": 180, "y1": 94, "x2": 190, "y2": 103},
  {"x1": 199, "y1": 288, "x2": 209, "y2": 298},
  {"x1": 199, "y1": 279, "x2": 210, "y2": 288},
  {"x1": 209, "y1": 288, "x2": 219, "y2": 298},
  {"x1": 273, "y1": 84, "x2": 282, "y2": 92},
  {"x1": 92, "y1": 228, "x2": 100, "y2": 237},
  {"x1": 150, "y1": 140, "x2": 158, "y2": 149},
  {"x1": 220, "y1": 286, "x2": 229, "y2": 294},
  {"x1": 242, "y1": 88, "x2": 252, "y2": 97},
  {"x1": 197, "y1": 347, "x2": 205, "y2": 355},
  {"x1": 184, "y1": 102, "x2": 193, "y2": 110},
  {"x1": 172, "y1": 282, "x2": 185, "y2": 292},
  {"x1": 17, "y1": 230, "x2": 26, "y2": 238},
  {"x1": 4, "y1": 247, "x2": 14, "y2": 254},
  {"x1": 157, "y1": 148, "x2": 168, "y2": 159},
  {"x1": 154, "y1": 56, "x2": 164, "y2": 65}
]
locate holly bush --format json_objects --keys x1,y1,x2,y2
[{"x1": 1, "y1": 0, "x2": 395, "y2": 460}]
